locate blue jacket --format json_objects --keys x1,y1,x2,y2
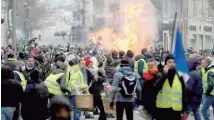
[{"x1": 187, "y1": 70, "x2": 202, "y2": 108}]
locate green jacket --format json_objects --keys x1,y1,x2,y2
[{"x1": 204, "y1": 66, "x2": 214, "y2": 95}]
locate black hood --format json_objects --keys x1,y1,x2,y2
[{"x1": 1, "y1": 66, "x2": 14, "y2": 80}]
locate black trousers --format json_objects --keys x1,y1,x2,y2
[
  {"x1": 155, "y1": 108, "x2": 181, "y2": 120},
  {"x1": 93, "y1": 95, "x2": 106, "y2": 120},
  {"x1": 116, "y1": 102, "x2": 133, "y2": 120}
]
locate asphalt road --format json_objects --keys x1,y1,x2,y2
[{"x1": 79, "y1": 109, "x2": 213, "y2": 120}]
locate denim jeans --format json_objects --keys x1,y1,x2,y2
[
  {"x1": 1, "y1": 107, "x2": 15, "y2": 120},
  {"x1": 188, "y1": 106, "x2": 201, "y2": 120},
  {"x1": 201, "y1": 94, "x2": 214, "y2": 120},
  {"x1": 69, "y1": 95, "x2": 80, "y2": 120}
]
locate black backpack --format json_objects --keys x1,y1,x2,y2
[{"x1": 119, "y1": 74, "x2": 137, "y2": 98}]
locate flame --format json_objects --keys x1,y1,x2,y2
[{"x1": 89, "y1": 2, "x2": 157, "y2": 54}]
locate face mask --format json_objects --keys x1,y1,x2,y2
[{"x1": 21, "y1": 66, "x2": 25, "y2": 71}]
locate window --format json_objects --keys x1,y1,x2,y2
[{"x1": 193, "y1": 0, "x2": 197, "y2": 17}]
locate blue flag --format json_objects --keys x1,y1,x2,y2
[{"x1": 172, "y1": 27, "x2": 189, "y2": 76}]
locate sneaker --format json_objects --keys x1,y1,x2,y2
[{"x1": 85, "y1": 114, "x2": 95, "y2": 119}]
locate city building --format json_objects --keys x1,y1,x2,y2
[
  {"x1": 153, "y1": 0, "x2": 214, "y2": 51},
  {"x1": 187, "y1": 0, "x2": 214, "y2": 51}
]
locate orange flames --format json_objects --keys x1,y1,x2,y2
[{"x1": 89, "y1": 2, "x2": 156, "y2": 54}]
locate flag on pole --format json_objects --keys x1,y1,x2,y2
[{"x1": 172, "y1": 27, "x2": 189, "y2": 82}]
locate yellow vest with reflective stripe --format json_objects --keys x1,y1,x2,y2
[
  {"x1": 68, "y1": 64, "x2": 86, "y2": 90},
  {"x1": 202, "y1": 68, "x2": 214, "y2": 95},
  {"x1": 201, "y1": 68, "x2": 205, "y2": 79},
  {"x1": 156, "y1": 73, "x2": 183, "y2": 111},
  {"x1": 14, "y1": 71, "x2": 27, "y2": 90},
  {"x1": 44, "y1": 73, "x2": 64, "y2": 95},
  {"x1": 134, "y1": 59, "x2": 148, "y2": 78}
]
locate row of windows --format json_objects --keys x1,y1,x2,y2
[
  {"x1": 163, "y1": 0, "x2": 214, "y2": 17},
  {"x1": 189, "y1": 25, "x2": 213, "y2": 32}
]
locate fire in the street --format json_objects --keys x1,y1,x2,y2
[{"x1": 88, "y1": 1, "x2": 158, "y2": 54}]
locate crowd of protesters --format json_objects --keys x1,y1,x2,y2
[{"x1": 1, "y1": 41, "x2": 214, "y2": 120}]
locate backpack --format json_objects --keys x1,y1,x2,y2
[{"x1": 119, "y1": 74, "x2": 137, "y2": 98}]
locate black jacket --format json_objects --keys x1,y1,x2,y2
[
  {"x1": 2, "y1": 79, "x2": 23, "y2": 107},
  {"x1": 21, "y1": 80, "x2": 49, "y2": 120},
  {"x1": 1, "y1": 66, "x2": 23, "y2": 107}
]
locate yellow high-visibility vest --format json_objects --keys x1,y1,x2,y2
[
  {"x1": 67, "y1": 64, "x2": 86, "y2": 90},
  {"x1": 14, "y1": 71, "x2": 27, "y2": 90},
  {"x1": 44, "y1": 73, "x2": 64, "y2": 95},
  {"x1": 65, "y1": 66, "x2": 71, "y2": 88},
  {"x1": 201, "y1": 68, "x2": 205, "y2": 78},
  {"x1": 134, "y1": 59, "x2": 148, "y2": 78},
  {"x1": 156, "y1": 73, "x2": 183, "y2": 111},
  {"x1": 202, "y1": 68, "x2": 214, "y2": 95}
]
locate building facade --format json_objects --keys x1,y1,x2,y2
[
  {"x1": 187, "y1": 0, "x2": 214, "y2": 51},
  {"x1": 154, "y1": 0, "x2": 214, "y2": 51}
]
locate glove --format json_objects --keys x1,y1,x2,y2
[
  {"x1": 109, "y1": 102, "x2": 114, "y2": 109},
  {"x1": 136, "y1": 99, "x2": 142, "y2": 107}
]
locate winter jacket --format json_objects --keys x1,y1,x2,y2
[
  {"x1": 125, "y1": 57, "x2": 135, "y2": 70},
  {"x1": 111, "y1": 66, "x2": 142, "y2": 102},
  {"x1": 88, "y1": 73, "x2": 105, "y2": 97},
  {"x1": 186, "y1": 60, "x2": 202, "y2": 108},
  {"x1": 204, "y1": 64, "x2": 214, "y2": 95},
  {"x1": 21, "y1": 80, "x2": 49, "y2": 120},
  {"x1": 135, "y1": 55, "x2": 146, "y2": 78},
  {"x1": 142, "y1": 72, "x2": 163, "y2": 117},
  {"x1": 186, "y1": 70, "x2": 202, "y2": 108},
  {"x1": 1, "y1": 66, "x2": 23, "y2": 107},
  {"x1": 104, "y1": 64, "x2": 117, "y2": 84}
]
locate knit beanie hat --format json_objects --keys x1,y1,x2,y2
[
  {"x1": 85, "y1": 58, "x2": 92, "y2": 67},
  {"x1": 165, "y1": 54, "x2": 175, "y2": 64},
  {"x1": 120, "y1": 59, "x2": 129, "y2": 67}
]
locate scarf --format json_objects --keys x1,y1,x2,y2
[{"x1": 143, "y1": 66, "x2": 158, "y2": 81}]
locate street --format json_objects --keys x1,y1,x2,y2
[{"x1": 79, "y1": 109, "x2": 214, "y2": 120}]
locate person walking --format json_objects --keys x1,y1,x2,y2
[
  {"x1": 201, "y1": 57, "x2": 214, "y2": 120},
  {"x1": 141, "y1": 57, "x2": 162, "y2": 119},
  {"x1": 44, "y1": 56, "x2": 70, "y2": 97},
  {"x1": 134, "y1": 54, "x2": 148, "y2": 91},
  {"x1": 155, "y1": 54, "x2": 187, "y2": 120},
  {"x1": 21, "y1": 70, "x2": 49, "y2": 120},
  {"x1": 1, "y1": 66, "x2": 23, "y2": 120},
  {"x1": 186, "y1": 60, "x2": 202, "y2": 120},
  {"x1": 110, "y1": 59, "x2": 142, "y2": 120}
]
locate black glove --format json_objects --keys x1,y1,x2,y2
[
  {"x1": 136, "y1": 99, "x2": 142, "y2": 107},
  {"x1": 109, "y1": 102, "x2": 114, "y2": 109}
]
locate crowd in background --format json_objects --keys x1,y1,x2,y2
[{"x1": 1, "y1": 41, "x2": 214, "y2": 120}]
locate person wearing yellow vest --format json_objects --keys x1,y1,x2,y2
[
  {"x1": 155, "y1": 54, "x2": 187, "y2": 120},
  {"x1": 44, "y1": 56, "x2": 70, "y2": 97},
  {"x1": 134, "y1": 55, "x2": 148, "y2": 91},
  {"x1": 66, "y1": 58, "x2": 94, "y2": 120},
  {"x1": 14, "y1": 59, "x2": 27, "y2": 90},
  {"x1": 201, "y1": 57, "x2": 214, "y2": 120}
]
